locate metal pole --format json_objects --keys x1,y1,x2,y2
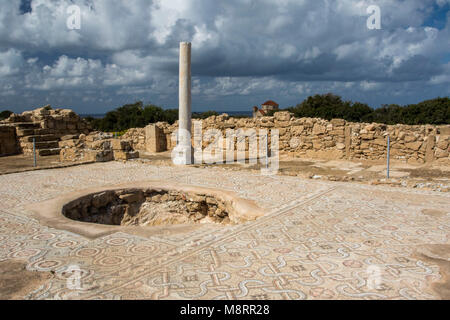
[
  {"x1": 33, "y1": 137, "x2": 37, "y2": 167},
  {"x1": 387, "y1": 135, "x2": 390, "y2": 179},
  {"x1": 266, "y1": 132, "x2": 269, "y2": 169}
]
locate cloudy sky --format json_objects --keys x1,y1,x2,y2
[{"x1": 0, "y1": 0, "x2": 449, "y2": 114}]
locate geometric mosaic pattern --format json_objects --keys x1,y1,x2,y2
[{"x1": 0, "y1": 162, "x2": 449, "y2": 299}]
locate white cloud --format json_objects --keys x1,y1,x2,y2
[
  {"x1": 0, "y1": 49, "x2": 25, "y2": 76},
  {"x1": 0, "y1": 0, "x2": 448, "y2": 112}
]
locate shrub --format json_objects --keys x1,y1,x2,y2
[
  {"x1": 287, "y1": 94, "x2": 449, "y2": 125},
  {"x1": 85, "y1": 102, "x2": 179, "y2": 132},
  {"x1": 0, "y1": 110, "x2": 12, "y2": 120}
]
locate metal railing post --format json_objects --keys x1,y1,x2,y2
[
  {"x1": 387, "y1": 135, "x2": 390, "y2": 179},
  {"x1": 33, "y1": 137, "x2": 37, "y2": 167},
  {"x1": 266, "y1": 132, "x2": 269, "y2": 169}
]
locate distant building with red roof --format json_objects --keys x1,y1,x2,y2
[{"x1": 253, "y1": 100, "x2": 279, "y2": 118}]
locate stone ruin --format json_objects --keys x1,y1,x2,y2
[
  {"x1": 0, "y1": 106, "x2": 139, "y2": 163},
  {"x1": 0, "y1": 105, "x2": 91, "y2": 157},
  {"x1": 62, "y1": 188, "x2": 231, "y2": 226},
  {"x1": 2, "y1": 105, "x2": 449, "y2": 166},
  {"x1": 123, "y1": 112, "x2": 450, "y2": 165},
  {"x1": 59, "y1": 132, "x2": 139, "y2": 163}
]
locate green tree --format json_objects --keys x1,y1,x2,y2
[
  {"x1": 0, "y1": 110, "x2": 12, "y2": 120},
  {"x1": 85, "y1": 102, "x2": 180, "y2": 131},
  {"x1": 287, "y1": 94, "x2": 449, "y2": 125}
]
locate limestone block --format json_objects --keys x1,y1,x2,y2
[
  {"x1": 405, "y1": 141, "x2": 423, "y2": 151},
  {"x1": 274, "y1": 111, "x2": 291, "y2": 122},
  {"x1": 84, "y1": 150, "x2": 114, "y2": 162},
  {"x1": 274, "y1": 120, "x2": 289, "y2": 127},
  {"x1": 336, "y1": 142, "x2": 345, "y2": 150},
  {"x1": 90, "y1": 140, "x2": 111, "y2": 150},
  {"x1": 425, "y1": 135, "x2": 436, "y2": 163},
  {"x1": 312, "y1": 140, "x2": 322, "y2": 150},
  {"x1": 33, "y1": 106, "x2": 51, "y2": 117},
  {"x1": 278, "y1": 128, "x2": 287, "y2": 136},
  {"x1": 330, "y1": 129, "x2": 345, "y2": 136},
  {"x1": 303, "y1": 119, "x2": 314, "y2": 128},
  {"x1": 145, "y1": 124, "x2": 167, "y2": 153},
  {"x1": 435, "y1": 148, "x2": 449, "y2": 158},
  {"x1": 312, "y1": 124, "x2": 326, "y2": 135},
  {"x1": 260, "y1": 121, "x2": 274, "y2": 128},
  {"x1": 114, "y1": 150, "x2": 139, "y2": 161},
  {"x1": 60, "y1": 148, "x2": 80, "y2": 162},
  {"x1": 331, "y1": 119, "x2": 346, "y2": 127},
  {"x1": 291, "y1": 126, "x2": 304, "y2": 135},
  {"x1": 59, "y1": 139, "x2": 77, "y2": 148},
  {"x1": 111, "y1": 139, "x2": 131, "y2": 151},
  {"x1": 438, "y1": 126, "x2": 450, "y2": 135},
  {"x1": 436, "y1": 136, "x2": 449, "y2": 150},
  {"x1": 372, "y1": 139, "x2": 387, "y2": 146},
  {"x1": 404, "y1": 135, "x2": 417, "y2": 143},
  {"x1": 361, "y1": 133, "x2": 374, "y2": 140}
]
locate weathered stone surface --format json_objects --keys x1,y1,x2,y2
[
  {"x1": 63, "y1": 188, "x2": 232, "y2": 226},
  {"x1": 145, "y1": 124, "x2": 167, "y2": 153},
  {"x1": 436, "y1": 136, "x2": 449, "y2": 150},
  {"x1": 274, "y1": 111, "x2": 291, "y2": 122},
  {"x1": 58, "y1": 139, "x2": 77, "y2": 148},
  {"x1": 60, "y1": 132, "x2": 139, "y2": 163},
  {"x1": 331, "y1": 119, "x2": 346, "y2": 127},
  {"x1": 336, "y1": 142, "x2": 345, "y2": 150},
  {"x1": 66, "y1": 113, "x2": 450, "y2": 165},
  {"x1": 312, "y1": 124, "x2": 326, "y2": 135},
  {"x1": 119, "y1": 191, "x2": 144, "y2": 203},
  {"x1": 435, "y1": 148, "x2": 449, "y2": 158},
  {"x1": 406, "y1": 141, "x2": 423, "y2": 151},
  {"x1": 0, "y1": 126, "x2": 19, "y2": 156},
  {"x1": 0, "y1": 106, "x2": 91, "y2": 157},
  {"x1": 113, "y1": 150, "x2": 139, "y2": 161}
]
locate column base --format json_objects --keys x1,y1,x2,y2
[{"x1": 172, "y1": 144, "x2": 194, "y2": 165}]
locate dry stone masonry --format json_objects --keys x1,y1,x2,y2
[
  {"x1": 59, "y1": 132, "x2": 139, "y2": 163},
  {"x1": 125, "y1": 112, "x2": 449, "y2": 164},
  {"x1": 2, "y1": 106, "x2": 449, "y2": 165},
  {"x1": 0, "y1": 106, "x2": 91, "y2": 157}
]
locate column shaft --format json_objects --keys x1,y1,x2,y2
[{"x1": 179, "y1": 42, "x2": 192, "y2": 146}]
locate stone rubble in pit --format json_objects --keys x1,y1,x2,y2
[{"x1": 62, "y1": 188, "x2": 231, "y2": 227}]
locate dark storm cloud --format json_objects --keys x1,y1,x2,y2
[{"x1": 0, "y1": 0, "x2": 449, "y2": 113}]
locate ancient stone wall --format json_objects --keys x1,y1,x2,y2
[
  {"x1": 0, "y1": 106, "x2": 92, "y2": 156},
  {"x1": 126, "y1": 112, "x2": 449, "y2": 164},
  {"x1": 0, "y1": 126, "x2": 19, "y2": 156},
  {"x1": 60, "y1": 132, "x2": 139, "y2": 163},
  {"x1": 121, "y1": 128, "x2": 146, "y2": 151}
]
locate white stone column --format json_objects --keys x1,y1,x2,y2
[{"x1": 172, "y1": 42, "x2": 193, "y2": 165}]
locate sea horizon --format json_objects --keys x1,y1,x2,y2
[{"x1": 80, "y1": 110, "x2": 253, "y2": 119}]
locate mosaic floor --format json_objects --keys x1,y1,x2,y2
[{"x1": 0, "y1": 162, "x2": 449, "y2": 300}]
